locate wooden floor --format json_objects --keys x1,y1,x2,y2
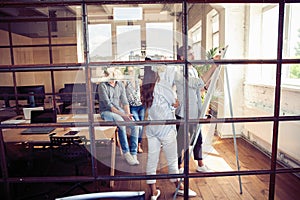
[
  {"x1": 3, "y1": 136, "x2": 300, "y2": 200},
  {"x1": 108, "y1": 136, "x2": 300, "y2": 200}
]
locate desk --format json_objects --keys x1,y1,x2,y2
[{"x1": 2, "y1": 114, "x2": 117, "y2": 187}]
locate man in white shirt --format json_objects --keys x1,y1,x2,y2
[{"x1": 175, "y1": 46, "x2": 219, "y2": 172}]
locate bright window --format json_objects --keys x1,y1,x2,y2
[
  {"x1": 282, "y1": 4, "x2": 300, "y2": 86},
  {"x1": 190, "y1": 21, "x2": 202, "y2": 60},
  {"x1": 88, "y1": 24, "x2": 112, "y2": 61},
  {"x1": 116, "y1": 25, "x2": 141, "y2": 61},
  {"x1": 212, "y1": 13, "x2": 219, "y2": 48},
  {"x1": 145, "y1": 22, "x2": 173, "y2": 60}
]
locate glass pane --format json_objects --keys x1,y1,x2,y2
[
  {"x1": 0, "y1": 48, "x2": 11, "y2": 65},
  {"x1": 48, "y1": 6, "x2": 80, "y2": 18},
  {"x1": 91, "y1": 126, "x2": 120, "y2": 176},
  {"x1": 47, "y1": 126, "x2": 93, "y2": 177},
  {"x1": 51, "y1": 21, "x2": 77, "y2": 44},
  {"x1": 14, "y1": 71, "x2": 51, "y2": 107},
  {"x1": 3, "y1": 127, "x2": 92, "y2": 177},
  {"x1": 235, "y1": 122, "x2": 272, "y2": 170},
  {"x1": 54, "y1": 70, "x2": 85, "y2": 90},
  {"x1": 52, "y1": 46, "x2": 77, "y2": 64},
  {"x1": 178, "y1": 120, "x2": 273, "y2": 193},
  {"x1": 51, "y1": 6, "x2": 82, "y2": 66},
  {"x1": 0, "y1": 23, "x2": 9, "y2": 46},
  {"x1": 188, "y1": 3, "x2": 278, "y2": 60},
  {"x1": 280, "y1": 66, "x2": 300, "y2": 116},
  {"x1": 0, "y1": 73, "x2": 14, "y2": 108},
  {"x1": 260, "y1": 5, "x2": 279, "y2": 59},
  {"x1": 54, "y1": 70, "x2": 87, "y2": 114},
  {"x1": 3, "y1": 128, "x2": 54, "y2": 177},
  {"x1": 114, "y1": 7, "x2": 143, "y2": 21},
  {"x1": 278, "y1": 121, "x2": 300, "y2": 170},
  {"x1": 191, "y1": 176, "x2": 270, "y2": 199},
  {"x1": 89, "y1": 24, "x2": 113, "y2": 61},
  {"x1": 174, "y1": 64, "x2": 276, "y2": 119},
  {"x1": 276, "y1": 121, "x2": 300, "y2": 199},
  {"x1": 11, "y1": 22, "x2": 49, "y2": 45},
  {"x1": 275, "y1": 173, "x2": 300, "y2": 199},
  {"x1": 0, "y1": 6, "x2": 48, "y2": 20},
  {"x1": 195, "y1": 122, "x2": 272, "y2": 171},
  {"x1": 0, "y1": 5, "x2": 78, "y2": 19},
  {"x1": 281, "y1": 64, "x2": 300, "y2": 91},
  {"x1": 244, "y1": 64, "x2": 276, "y2": 116},
  {"x1": 283, "y1": 3, "x2": 300, "y2": 59},
  {"x1": 13, "y1": 47, "x2": 50, "y2": 65},
  {"x1": 87, "y1": 3, "x2": 182, "y2": 62},
  {"x1": 146, "y1": 22, "x2": 174, "y2": 60},
  {"x1": 116, "y1": 25, "x2": 141, "y2": 61}
]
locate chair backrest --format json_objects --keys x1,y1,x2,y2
[
  {"x1": 55, "y1": 191, "x2": 145, "y2": 200},
  {"x1": 49, "y1": 134, "x2": 88, "y2": 161}
]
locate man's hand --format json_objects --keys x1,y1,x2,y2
[
  {"x1": 111, "y1": 106, "x2": 133, "y2": 121},
  {"x1": 213, "y1": 54, "x2": 221, "y2": 60},
  {"x1": 213, "y1": 55, "x2": 221, "y2": 67},
  {"x1": 122, "y1": 113, "x2": 134, "y2": 121}
]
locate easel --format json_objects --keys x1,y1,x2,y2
[{"x1": 174, "y1": 46, "x2": 243, "y2": 199}]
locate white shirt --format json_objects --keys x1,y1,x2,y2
[
  {"x1": 174, "y1": 66, "x2": 205, "y2": 118},
  {"x1": 147, "y1": 65, "x2": 177, "y2": 137}
]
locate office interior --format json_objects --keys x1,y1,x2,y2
[{"x1": 0, "y1": 1, "x2": 300, "y2": 200}]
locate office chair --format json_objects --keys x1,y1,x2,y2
[
  {"x1": 49, "y1": 134, "x2": 91, "y2": 196},
  {"x1": 55, "y1": 191, "x2": 145, "y2": 200}
]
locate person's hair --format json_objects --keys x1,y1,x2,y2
[
  {"x1": 141, "y1": 59, "x2": 158, "y2": 109},
  {"x1": 177, "y1": 45, "x2": 192, "y2": 60}
]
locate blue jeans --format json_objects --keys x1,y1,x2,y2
[
  {"x1": 130, "y1": 105, "x2": 145, "y2": 143},
  {"x1": 101, "y1": 111, "x2": 138, "y2": 155}
]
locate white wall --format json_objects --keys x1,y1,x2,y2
[
  {"x1": 243, "y1": 84, "x2": 300, "y2": 165},
  {"x1": 213, "y1": 4, "x2": 300, "y2": 166},
  {"x1": 216, "y1": 5, "x2": 245, "y2": 138}
]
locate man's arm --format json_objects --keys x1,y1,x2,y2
[
  {"x1": 174, "y1": 69, "x2": 204, "y2": 91},
  {"x1": 118, "y1": 82, "x2": 134, "y2": 121}
]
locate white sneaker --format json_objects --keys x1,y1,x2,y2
[
  {"x1": 150, "y1": 189, "x2": 160, "y2": 200},
  {"x1": 132, "y1": 154, "x2": 140, "y2": 165},
  {"x1": 177, "y1": 188, "x2": 197, "y2": 197},
  {"x1": 124, "y1": 152, "x2": 138, "y2": 165},
  {"x1": 196, "y1": 165, "x2": 213, "y2": 172}
]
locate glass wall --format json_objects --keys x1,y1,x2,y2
[{"x1": 0, "y1": 1, "x2": 299, "y2": 200}]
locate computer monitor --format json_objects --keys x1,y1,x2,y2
[{"x1": 17, "y1": 85, "x2": 45, "y2": 106}]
